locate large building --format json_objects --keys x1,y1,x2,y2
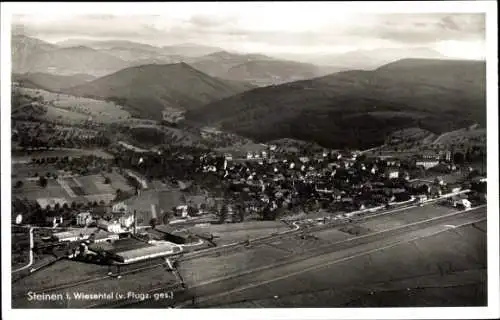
[
  {"x1": 108, "y1": 243, "x2": 181, "y2": 264},
  {"x1": 52, "y1": 228, "x2": 98, "y2": 242},
  {"x1": 416, "y1": 159, "x2": 440, "y2": 169}
]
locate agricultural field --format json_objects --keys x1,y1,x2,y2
[
  {"x1": 12, "y1": 171, "x2": 133, "y2": 205},
  {"x1": 189, "y1": 220, "x2": 290, "y2": 246},
  {"x1": 179, "y1": 245, "x2": 289, "y2": 285},
  {"x1": 12, "y1": 259, "x2": 110, "y2": 299},
  {"x1": 13, "y1": 87, "x2": 131, "y2": 124},
  {"x1": 198, "y1": 220, "x2": 486, "y2": 308},
  {"x1": 358, "y1": 204, "x2": 458, "y2": 232}
]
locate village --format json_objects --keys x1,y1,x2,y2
[{"x1": 11, "y1": 136, "x2": 487, "y2": 271}]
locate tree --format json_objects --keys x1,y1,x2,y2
[
  {"x1": 150, "y1": 217, "x2": 158, "y2": 229},
  {"x1": 218, "y1": 205, "x2": 228, "y2": 223},
  {"x1": 453, "y1": 152, "x2": 465, "y2": 165},
  {"x1": 39, "y1": 176, "x2": 48, "y2": 188}
]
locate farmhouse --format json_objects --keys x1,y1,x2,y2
[{"x1": 76, "y1": 211, "x2": 92, "y2": 226}]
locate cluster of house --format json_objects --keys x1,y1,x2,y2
[{"x1": 193, "y1": 147, "x2": 480, "y2": 217}]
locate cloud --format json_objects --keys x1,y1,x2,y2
[
  {"x1": 373, "y1": 14, "x2": 485, "y2": 44},
  {"x1": 11, "y1": 12, "x2": 486, "y2": 56}
]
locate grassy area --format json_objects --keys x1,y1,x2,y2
[
  {"x1": 14, "y1": 87, "x2": 131, "y2": 124},
  {"x1": 359, "y1": 204, "x2": 456, "y2": 232},
  {"x1": 189, "y1": 221, "x2": 289, "y2": 246},
  {"x1": 12, "y1": 170, "x2": 133, "y2": 205},
  {"x1": 198, "y1": 220, "x2": 486, "y2": 308},
  {"x1": 12, "y1": 259, "x2": 110, "y2": 298},
  {"x1": 180, "y1": 245, "x2": 289, "y2": 285}
]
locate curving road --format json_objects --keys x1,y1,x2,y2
[{"x1": 12, "y1": 227, "x2": 35, "y2": 273}]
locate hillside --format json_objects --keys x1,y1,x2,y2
[
  {"x1": 186, "y1": 59, "x2": 486, "y2": 149},
  {"x1": 161, "y1": 43, "x2": 223, "y2": 57},
  {"x1": 187, "y1": 51, "x2": 275, "y2": 78},
  {"x1": 226, "y1": 60, "x2": 344, "y2": 86},
  {"x1": 63, "y1": 62, "x2": 255, "y2": 119},
  {"x1": 12, "y1": 72, "x2": 96, "y2": 91},
  {"x1": 189, "y1": 51, "x2": 341, "y2": 86}
]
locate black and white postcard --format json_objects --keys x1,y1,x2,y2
[{"x1": 1, "y1": 1, "x2": 498, "y2": 320}]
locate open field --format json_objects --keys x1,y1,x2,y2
[
  {"x1": 178, "y1": 205, "x2": 482, "y2": 287},
  {"x1": 12, "y1": 163, "x2": 66, "y2": 178},
  {"x1": 179, "y1": 245, "x2": 289, "y2": 285},
  {"x1": 358, "y1": 204, "x2": 455, "y2": 232},
  {"x1": 12, "y1": 148, "x2": 114, "y2": 164},
  {"x1": 194, "y1": 219, "x2": 486, "y2": 308},
  {"x1": 13, "y1": 178, "x2": 70, "y2": 200},
  {"x1": 14, "y1": 87, "x2": 131, "y2": 124},
  {"x1": 189, "y1": 221, "x2": 290, "y2": 246},
  {"x1": 12, "y1": 171, "x2": 133, "y2": 204},
  {"x1": 12, "y1": 259, "x2": 110, "y2": 298}
]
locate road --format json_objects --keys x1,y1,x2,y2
[
  {"x1": 12, "y1": 227, "x2": 34, "y2": 273},
  {"x1": 107, "y1": 206, "x2": 485, "y2": 308}
]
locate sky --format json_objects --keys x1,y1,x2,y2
[{"x1": 11, "y1": 3, "x2": 486, "y2": 59}]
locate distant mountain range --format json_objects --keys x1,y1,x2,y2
[
  {"x1": 12, "y1": 35, "x2": 465, "y2": 87},
  {"x1": 188, "y1": 51, "x2": 346, "y2": 86},
  {"x1": 62, "y1": 62, "x2": 256, "y2": 119},
  {"x1": 273, "y1": 47, "x2": 450, "y2": 70},
  {"x1": 12, "y1": 72, "x2": 96, "y2": 91},
  {"x1": 186, "y1": 58, "x2": 486, "y2": 149},
  {"x1": 12, "y1": 35, "x2": 129, "y2": 76},
  {"x1": 12, "y1": 36, "x2": 343, "y2": 85}
]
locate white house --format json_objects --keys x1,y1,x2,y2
[
  {"x1": 454, "y1": 198, "x2": 472, "y2": 210},
  {"x1": 76, "y1": 211, "x2": 92, "y2": 226},
  {"x1": 176, "y1": 205, "x2": 189, "y2": 218},
  {"x1": 119, "y1": 214, "x2": 135, "y2": 228},
  {"x1": 416, "y1": 160, "x2": 439, "y2": 169},
  {"x1": 112, "y1": 201, "x2": 128, "y2": 213},
  {"x1": 15, "y1": 214, "x2": 23, "y2": 225},
  {"x1": 46, "y1": 216, "x2": 64, "y2": 228},
  {"x1": 385, "y1": 168, "x2": 399, "y2": 179},
  {"x1": 97, "y1": 219, "x2": 123, "y2": 233}
]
